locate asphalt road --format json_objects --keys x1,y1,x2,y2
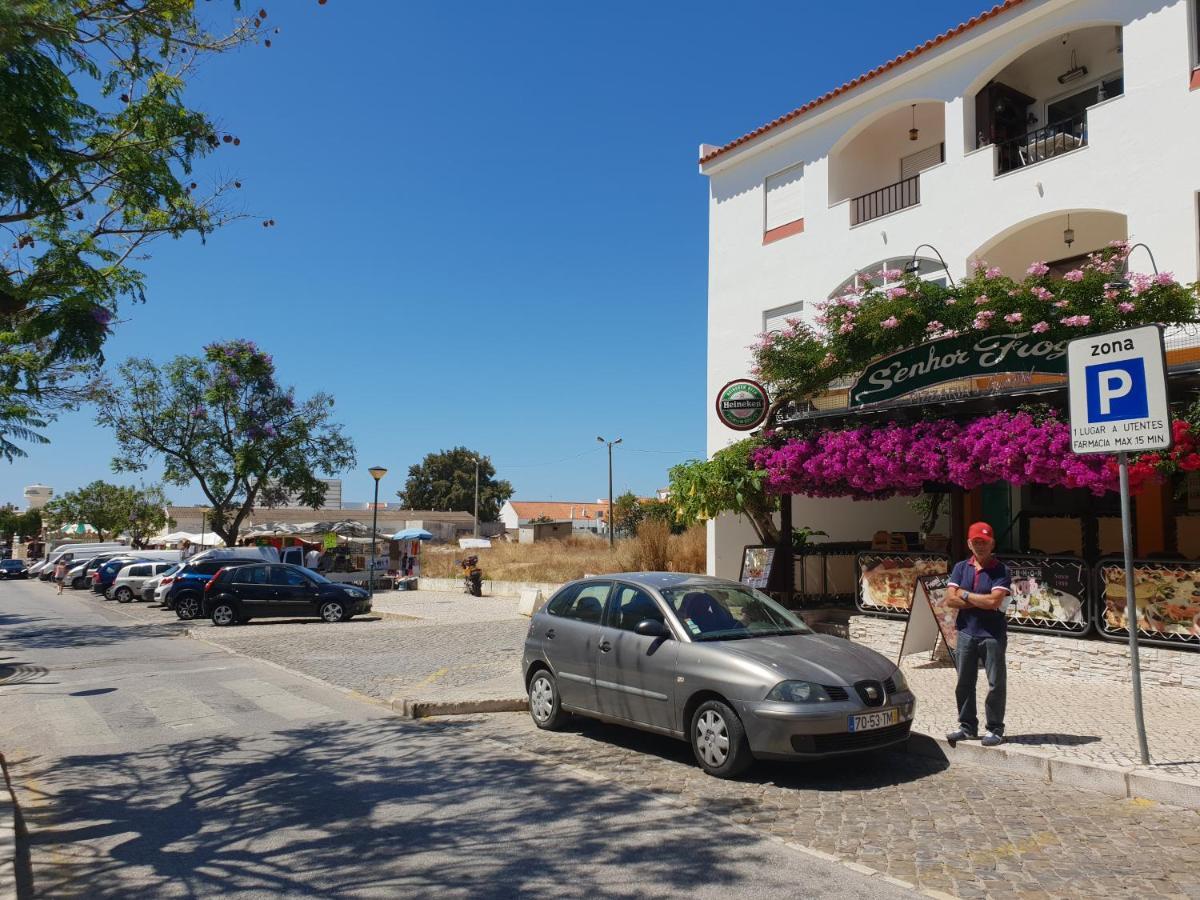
[{"x1": 0, "y1": 579, "x2": 916, "y2": 899}]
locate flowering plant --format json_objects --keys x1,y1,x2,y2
[{"x1": 752, "y1": 243, "x2": 1198, "y2": 403}]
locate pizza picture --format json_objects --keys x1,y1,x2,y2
[
  {"x1": 1101, "y1": 565, "x2": 1200, "y2": 637},
  {"x1": 860, "y1": 556, "x2": 948, "y2": 611}
]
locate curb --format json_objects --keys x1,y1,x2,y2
[
  {"x1": 905, "y1": 731, "x2": 1200, "y2": 810},
  {"x1": 0, "y1": 752, "x2": 22, "y2": 900},
  {"x1": 390, "y1": 697, "x2": 528, "y2": 719}
]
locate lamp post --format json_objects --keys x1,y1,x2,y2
[
  {"x1": 473, "y1": 456, "x2": 480, "y2": 539},
  {"x1": 596, "y1": 436, "x2": 621, "y2": 548},
  {"x1": 905, "y1": 243, "x2": 957, "y2": 288},
  {"x1": 368, "y1": 466, "x2": 387, "y2": 597}
]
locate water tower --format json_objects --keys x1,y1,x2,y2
[{"x1": 23, "y1": 484, "x2": 52, "y2": 510}]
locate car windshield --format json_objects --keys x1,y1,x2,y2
[
  {"x1": 306, "y1": 569, "x2": 331, "y2": 584},
  {"x1": 660, "y1": 585, "x2": 811, "y2": 641},
  {"x1": 160, "y1": 565, "x2": 180, "y2": 577}
]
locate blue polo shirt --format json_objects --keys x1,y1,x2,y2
[{"x1": 947, "y1": 557, "x2": 1011, "y2": 641}]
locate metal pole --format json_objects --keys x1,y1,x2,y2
[
  {"x1": 474, "y1": 459, "x2": 480, "y2": 539},
  {"x1": 369, "y1": 478, "x2": 379, "y2": 598},
  {"x1": 200, "y1": 511, "x2": 206, "y2": 550},
  {"x1": 607, "y1": 441, "x2": 614, "y2": 548},
  {"x1": 1117, "y1": 452, "x2": 1151, "y2": 764}
]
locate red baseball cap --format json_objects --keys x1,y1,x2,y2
[{"x1": 967, "y1": 522, "x2": 995, "y2": 542}]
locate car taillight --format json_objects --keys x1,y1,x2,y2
[
  {"x1": 205, "y1": 569, "x2": 225, "y2": 592},
  {"x1": 160, "y1": 576, "x2": 174, "y2": 586},
  {"x1": 92, "y1": 572, "x2": 101, "y2": 582}
]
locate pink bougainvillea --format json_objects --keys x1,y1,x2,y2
[{"x1": 751, "y1": 411, "x2": 1119, "y2": 500}]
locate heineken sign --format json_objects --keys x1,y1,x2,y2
[
  {"x1": 850, "y1": 332, "x2": 1068, "y2": 406},
  {"x1": 716, "y1": 378, "x2": 770, "y2": 430}
]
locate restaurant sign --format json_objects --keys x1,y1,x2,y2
[
  {"x1": 850, "y1": 332, "x2": 1068, "y2": 407},
  {"x1": 716, "y1": 378, "x2": 770, "y2": 430}
]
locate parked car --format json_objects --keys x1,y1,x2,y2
[
  {"x1": 202, "y1": 563, "x2": 371, "y2": 626},
  {"x1": 522, "y1": 573, "x2": 916, "y2": 779},
  {"x1": 134, "y1": 564, "x2": 180, "y2": 603},
  {"x1": 92, "y1": 556, "x2": 151, "y2": 596},
  {"x1": 38, "y1": 542, "x2": 128, "y2": 578},
  {"x1": 63, "y1": 557, "x2": 102, "y2": 589},
  {"x1": 0, "y1": 559, "x2": 27, "y2": 579},
  {"x1": 165, "y1": 557, "x2": 270, "y2": 619}
]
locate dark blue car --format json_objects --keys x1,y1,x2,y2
[
  {"x1": 0, "y1": 559, "x2": 27, "y2": 579},
  {"x1": 165, "y1": 557, "x2": 266, "y2": 620},
  {"x1": 92, "y1": 556, "x2": 147, "y2": 596}
]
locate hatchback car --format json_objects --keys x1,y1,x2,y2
[
  {"x1": 164, "y1": 558, "x2": 264, "y2": 619},
  {"x1": 202, "y1": 563, "x2": 371, "y2": 626},
  {"x1": 523, "y1": 573, "x2": 916, "y2": 778},
  {"x1": 0, "y1": 559, "x2": 27, "y2": 579},
  {"x1": 92, "y1": 556, "x2": 148, "y2": 595},
  {"x1": 110, "y1": 561, "x2": 175, "y2": 603}
]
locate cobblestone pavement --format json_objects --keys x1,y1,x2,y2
[
  {"x1": 459, "y1": 711, "x2": 1200, "y2": 900},
  {"x1": 900, "y1": 659, "x2": 1200, "y2": 780}
]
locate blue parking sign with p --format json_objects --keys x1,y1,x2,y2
[{"x1": 1085, "y1": 358, "x2": 1148, "y2": 422}]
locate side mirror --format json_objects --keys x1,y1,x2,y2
[{"x1": 634, "y1": 619, "x2": 670, "y2": 639}]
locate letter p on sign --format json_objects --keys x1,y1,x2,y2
[{"x1": 1085, "y1": 359, "x2": 1148, "y2": 422}]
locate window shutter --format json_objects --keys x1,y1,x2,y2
[
  {"x1": 765, "y1": 164, "x2": 804, "y2": 231},
  {"x1": 900, "y1": 143, "x2": 943, "y2": 181},
  {"x1": 763, "y1": 301, "x2": 805, "y2": 334}
]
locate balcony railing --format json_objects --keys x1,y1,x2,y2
[
  {"x1": 850, "y1": 175, "x2": 920, "y2": 226},
  {"x1": 995, "y1": 112, "x2": 1087, "y2": 175}
]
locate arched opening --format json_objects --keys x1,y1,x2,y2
[
  {"x1": 827, "y1": 101, "x2": 946, "y2": 225},
  {"x1": 827, "y1": 256, "x2": 949, "y2": 299},
  {"x1": 971, "y1": 25, "x2": 1123, "y2": 174},
  {"x1": 971, "y1": 210, "x2": 1127, "y2": 277}
]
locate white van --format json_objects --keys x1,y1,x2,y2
[{"x1": 36, "y1": 543, "x2": 128, "y2": 580}]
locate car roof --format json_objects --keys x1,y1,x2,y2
[{"x1": 570, "y1": 572, "x2": 744, "y2": 592}]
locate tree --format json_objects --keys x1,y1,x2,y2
[
  {"x1": 611, "y1": 491, "x2": 643, "y2": 536},
  {"x1": 44, "y1": 480, "x2": 131, "y2": 540},
  {"x1": 0, "y1": 1, "x2": 272, "y2": 455},
  {"x1": 668, "y1": 439, "x2": 780, "y2": 545},
  {"x1": 126, "y1": 484, "x2": 170, "y2": 548},
  {"x1": 95, "y1": 339, "x2": 356, "y2": 546},
  {"x1": 0, "y1": 504, "x2": 40, "y2": 543},
  {"x1": 397, "y1": 447, "x2": 513, "y2": 522}
]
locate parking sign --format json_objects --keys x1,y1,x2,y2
[{"x1": 1067, "y1": 325, "x2": 1171, "y2": 455}]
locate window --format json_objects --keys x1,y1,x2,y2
[
  {"x1": 129, "y1": 565, "x2": 150, "y2": 577},
  {"x1": 829, "y1": 256, "x2": 948, "y2": 299},
  {"x1": 900, "y1": 143, "x2": 944, "y2": 181},
  {"x1": 270, "y1": 566, "x2": 311, "y2": 587},
  {"x1": 546, "y1": 581, "x2": 610, "y2": 623},
  {"x1": 762, "y1": 301, "x2": 805, "y2": 335},
  {"x1": 232, "y1": 565, "x2": 268, "y2": 584},
  {"x1": 195, "y1": 561, "x2": 227, "y2": 575},
  {"x1": 608, "y1": 585, "x2": 666, "y2": 632},
  {"x1": 764, "y1": 163, "x2": 804, "y2": 233},
  {"x1": 1045, "y1": 73, "x2": 1124, "y2": 123}
]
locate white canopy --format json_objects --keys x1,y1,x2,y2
[{"x1": 158, "y1": 531, "x2": 223, "y2": 546}]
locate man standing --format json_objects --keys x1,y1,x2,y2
[
  {"x1": 945, "y1": 521, "x2": 1011, "y2": 748},
  {"x1": 305, "y1": 546, "x2": 320, "y2": 570}
]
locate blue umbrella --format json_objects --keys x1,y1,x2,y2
[{"x1": 391, "y1": 528, "x2": 434, "y2": 541}]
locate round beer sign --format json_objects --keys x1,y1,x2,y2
[{"x1": 715, "y1": 378, "x2": 770, "y2": 431}]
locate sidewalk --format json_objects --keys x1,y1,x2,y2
[{"x1": 899, "y1": 655, "x2": 1200, "y2": 805}]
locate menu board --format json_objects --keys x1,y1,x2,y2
[
  {"x1": 857, "y1": 552, "x2": 949, "y2": 615},
  {"x1": 921, "y1": 574, "x2": 960, "y2": 659},
  {"x1": 1000, "y1": 555, "x2": 1089, "y2": 633},
  {"x1": 739, "y1": 546, "x2": 777, "y2": 590},
  {"x1": 1097, "y1": 560, "x2": 1200, "y2": 646}
]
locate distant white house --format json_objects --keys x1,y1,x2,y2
[{"x1": 499, "y1": 500, "x2": 610, "y2": 535}]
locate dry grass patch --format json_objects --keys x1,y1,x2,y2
[{"x1": 421, "y1": 526, "x2": 708, "y2": 583}]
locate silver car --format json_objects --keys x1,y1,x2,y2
[
  {"x1": 523, "y1": 573, "x2": 916, "y2": 778},
  {"x1": 110, "y1": 561, "x2": 175, "y2": 603}
]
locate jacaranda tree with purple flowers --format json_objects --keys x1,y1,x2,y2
[{"x1": 96, "y1": 340, "x2": 356, "y2": 546}]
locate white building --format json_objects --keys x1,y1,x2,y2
[
  {"x1": 499, "y1": 500, "x2": 610, "y2": 535},
  {"x1": 701, "y1": 0, "x2": 1200, "y2": 576}
]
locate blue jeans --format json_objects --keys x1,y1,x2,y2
[{"x1": 955, "y1": 633, "x2": 1006, "y2": 736}]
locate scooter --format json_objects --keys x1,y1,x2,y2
[{"x1": 458, "y1": 555, "x2": 483, "y2": 597}]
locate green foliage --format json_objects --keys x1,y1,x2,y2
[
  {"x1": 95, "y1": 340, "x2": 356, "y2": 546},
  {"x1": 753, "y1": 246, "x2": 1199, "y2": 405},
  {"x1": 0, "y1": 504, "x2": 40, "y2": 541},
  {"x1": 791, "y1": 525, "x2": 827, "y2": 551},
  {"x1": 0, "y1": 1, "x2": 267, "y2": 453},
  {"x1": 397, "y1": 447, "x2": 513, "y2": 522},
  {"x1": 611, "y1": 491, "x2": 643, "y2": 535},
  {"x1": 639, "y1": 499, "x2": 681, "y2": 533},
  {"x1": 668, "y1": 438, "x2": 779, "y2": 544}
]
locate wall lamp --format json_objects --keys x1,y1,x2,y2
[{"x1": 904, "y1": 244, "x2": 957, "y2": 288}]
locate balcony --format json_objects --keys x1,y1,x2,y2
[
  {"x1": 850, "y1": 175, "x2": 921, "y2": 226},
  {"x1": 994, "y1": 113, "x2": 1087, "y2": 175}
]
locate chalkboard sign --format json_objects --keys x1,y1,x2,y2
[{"x1": 739, "y1": 545, "x2": 778, "y2": 590}]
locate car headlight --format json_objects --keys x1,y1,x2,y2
[
  {"x1": 890, "y1": 668, "x2": 909, "y2": 693},
  {"x1": 765, "y1": 680, "x2": 832, "y2": 703}
]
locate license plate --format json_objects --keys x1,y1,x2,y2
[{"x1": 847, "y1": 708, "x2": 900, "y2": 733}]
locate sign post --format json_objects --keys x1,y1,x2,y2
[{"x1": 1067, "y1": 324, "x2": 1171, "y2": 765}]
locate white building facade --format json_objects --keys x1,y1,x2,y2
[{"x1": 701, "y1": 0, "x2": 1200, "y2": 577}]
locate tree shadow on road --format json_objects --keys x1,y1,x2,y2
[
  {"x1": 0, "y1": 613, "x2": 184, "y2": 651},
  {"x1": 12, "y1": 716, "x2": 790, "y2": 899}
]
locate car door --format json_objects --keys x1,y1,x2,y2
[
  {"x1": 594, "y1": 582, "x2": 679, "y2": 731},
  {"x1": 269, "y1": 565, "x2": 319, "y2": 617},
  {"x1": 228, "y1": 565, "x2": 272, "y2": 614},
  {"x1": 125, "y1": 564, "x2": 151, "y2": 592},
  {"x1": 539, "y1": 580, "x2": 612, "y2": 713}
]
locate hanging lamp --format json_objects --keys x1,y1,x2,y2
[
  {"x1": 1063, "y1": 214, "x2": 1075, "y2": 248},
  {"x1": 909, "y1": 104, "x2": 919, "y2": 141}
]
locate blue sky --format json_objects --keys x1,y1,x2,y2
[{"x1": 3, "y1": 0, "x2": 985, "y2": 508}]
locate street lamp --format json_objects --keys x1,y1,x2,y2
[
  {"x1": 1105, "y1": 242, "x2": 1160, "y2": 292},
  {"x1": 368, "y1": 466, "x2": 387, "y2": 597},
  {"x1": 473, "y1": 455, "x2": 481, "y2": 539},
  {"x1": 904, "y1": 244, "x2": 957, "y2": 288},
  {"x1": 596, "y1": 436, "x2": 622, "y2": 548}
]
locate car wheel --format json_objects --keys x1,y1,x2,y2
[
  {"x1": 528, "y1": 669, "x2": 569, "y2": 731},
  {"x1": 319, "y1": 601, "x2": 345, "y2": 623},
  {"x1": 72, "y1": 576, "x2": 88, "y2": 591},
  {"x1": 211, "y1": 603, "x2": 237, "y2": 627},
  {"x1": 175, "y1": 594, "x2": 201, "y2": 620},
  {"x1": 115, "y1": 587, "x2": 134, "y2": 603},
  {"x1": 690, "y1": 699, "x2": 753, "y2": 779}
]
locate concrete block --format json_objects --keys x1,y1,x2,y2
[
  {"x1": 391, "y1": 696, "x2": 528, "y2": 718},
  {"x1": 1048, "y1": 757, "x2": 1130, "y2": 798},
  {"x1": 994, "y1": 747, "x2": 1052, "y2": 780},
  {"x1": 1127, "y1": 770, "x2": 1200, "y2": 810},
  {"x1": 517, "y1": 588, "x2": 545, "y2": 618}
]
